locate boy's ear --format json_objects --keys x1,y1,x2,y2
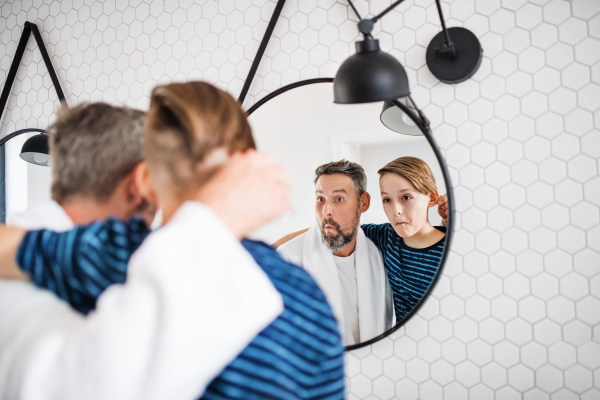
[
  {"x1": 360, "y1": 191, "x2": 371, "y2": 213},
  {"x1": 427, "y1": 190, "x2": 440, "y2": 208},
  {"x1": 134, "y1": 162, "x2": 159, "y2": 205}
]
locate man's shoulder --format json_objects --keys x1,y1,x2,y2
[
  {"x1": 8, "y1": 200, "x2": 74, "y2": 232},
  {"x1": 242, "y1": 239, "x2": 326, "y2": 295},
  {"x1": 276, "y1": 230, "x2": 307, "y2": 254},
  {"x1": 242, "y1": 239, "x2": 303, "y2": 275}
]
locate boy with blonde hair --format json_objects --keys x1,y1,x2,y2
[{"x1": 362, "y1": 156, "x2": 447, "y2": 321}]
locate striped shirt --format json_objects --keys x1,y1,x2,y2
[
  {"x1": 361, "y1": 223, "x2": 446, "y2": 321},
  {"x1": 17, "y1": 219, "x2": 344, "y2": 399}
]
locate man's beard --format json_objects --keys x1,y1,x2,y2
[{"x1": 319, "y1": 208, "x2": 361, "y2": 252}]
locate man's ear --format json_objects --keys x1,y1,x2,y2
[
  {"x1": 134, "y1": 162, "x2": 159, "y2": 205},
  {"x1": 123, "y1": 168, "x2": 143, "y2": 207},
  {"x1": 427, "y1": 190, "x2": 440, "y2": 208},
  {"x1": 360, "y1": 191, "x2": 371, "y2": 213}
]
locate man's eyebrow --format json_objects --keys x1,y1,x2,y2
[{"x1": 316, "y1": 189, "x2": 349, "y2": 194}]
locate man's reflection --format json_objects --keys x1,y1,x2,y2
[
  {"x1": 277, "y1": 161, "x2": 394, "y2": 346},
  {"x1": 276, "y1": 157, "x2": 450, "y2": 344}
]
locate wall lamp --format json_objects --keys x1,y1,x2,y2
[
  {"x1": 0, "y1": 129, "x2": 50, "y2": 166},
  {"x1": 332, "y1": 0, "x2": 482, "y2": 135}
]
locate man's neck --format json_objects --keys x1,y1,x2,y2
[
  {"x1": 332, "y1": 232, "x2": 358, "y2": 258},
  {"x1": 60, "y1": 198, "x2": 118, "y2": 225}
]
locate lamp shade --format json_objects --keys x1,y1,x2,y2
[
  {"x1": 380, "y1": 100, "x2": 423, "y2": 136},
  {"x1": 19, "y1": 133, "x2": 50, "y2": 166},
  {"x1": 334, "y1": 38, "x2": 410, "y2": 104}
]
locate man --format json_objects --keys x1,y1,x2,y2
[
  {"x1": 277, "y1": 160, "x2": 394, "y2": 346},
  {"x1": 8, "y1": 103, "x2": 153, "y2": 231},
  {"x1": 0, "y1": 102, "x2": 290, "y2": 399}
]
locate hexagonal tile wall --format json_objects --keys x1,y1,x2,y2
[{"x1": 1, "y1": 0, "x2": 599, "y2": 398}]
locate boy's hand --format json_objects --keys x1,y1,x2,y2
[
  {"x1": 437, "y1": 194, "x2": 449, "y2": 227},
  {"x1": 0, "y1": 225, "x2": 29, "y2": 280},
  {"x1": 196, "y1": 150, "x2": 291, "y2": 238}
]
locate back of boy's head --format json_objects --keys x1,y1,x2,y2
[
  {"x1": 144, "y1": 81, "x2": 255, "y2": 191},
  {"x1": 378, "y1": 156, "x2": 437, "y2": 195},
  {"x1": 49, "y1": 103, "x2": 145, "y2": 204}
]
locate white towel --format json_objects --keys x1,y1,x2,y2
[{"x1": 278, "y1": 224, "x2": 394, "y2": 344}]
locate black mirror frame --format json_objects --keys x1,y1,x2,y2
[{"x1": 246, "y1": 77, "x2": 455, "y2": 351}]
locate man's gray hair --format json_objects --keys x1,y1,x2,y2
[
  {"x1": 49, "y1": 103, "x2": 145, "y2": 203},
  {"x1": 314, "y1": 160, "x2": 367, "y2": 199}
]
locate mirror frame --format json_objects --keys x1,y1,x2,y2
[{"x1": 246, "y1": 78, "x2": 455, "y2": 351}]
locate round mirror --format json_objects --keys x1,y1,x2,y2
[{"x1": 247, "y1": 79, "x2": 454, "y2": 350}]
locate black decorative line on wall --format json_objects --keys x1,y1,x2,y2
[
  {"x1": 238, "y1": 0, "x2": 287, "y2": 106},
  {"x1": 0, "y1": 21, "x2": 67, "y2": 125}
]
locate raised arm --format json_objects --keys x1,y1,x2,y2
[
  {"x1": 272, "y1": 228, "x2": 309, "y2": 248},
  {"x1": 0, "y1": 225, "x2": 28, "y2": 280},
  {"x1": 17, "y1": 218, "x2": 149, "y2": 314}
]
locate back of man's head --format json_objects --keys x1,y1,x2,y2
[{"x1": 49, "y1": 103, "x2": 145, "y2": 204}]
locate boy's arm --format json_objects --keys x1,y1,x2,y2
[
  {"x1": 0, "y1": 225, "x2": 28, "y2": 280},
  {"x1": 16, "y1": 218, "x2": 150, "y2": 314},
  {"x1": 272, "y1": 228, "x2": 309, "y2": 248}
]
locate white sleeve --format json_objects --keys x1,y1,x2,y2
[{"x1": 19, "y1": 201, "x2": 283, "y2": 400}]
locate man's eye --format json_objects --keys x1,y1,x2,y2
[
  {"x1": 317, "y1": 197, "x2": 324, "y2": 202},
  {"x1": 337, "y1": 197, "x2": 344, "y2": 202}
]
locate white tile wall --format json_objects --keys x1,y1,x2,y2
[{"x1": 1, "y1": 0, "x2": 599, "y2": 398}]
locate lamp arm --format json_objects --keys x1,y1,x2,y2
[
  {"x1": 433, "y1": 0, "x2": 456, "y2": 57},
  {"x1": 354, "y1": 0, "x2": 406, "y2": 36},
  {"x1": 371, "y1": 0, "x2": 406, "y2": 23},
  {"x1": 0, "y1": 129, "x2": 46, "y2": 148},
  {"x1": 435, "y1": 0, "x2": 453, "y2": 46}
]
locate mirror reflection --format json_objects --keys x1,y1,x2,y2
[{"x1": 248, "y1": 81, "x2": 449, "y2": 347}]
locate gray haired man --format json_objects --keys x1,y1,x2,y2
[
  {"x1": 8, "y1": 103, "x2": 154, "y2": 231},
  {"x1": 277, "y1": 160, "x2": 394, "y2": 346}
]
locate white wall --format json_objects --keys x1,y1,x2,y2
[
  {"x1": 4, "y1": 132, "x2": 28, "y2": 218},
  {"x1": 1, "y1": 0, "x2": 599, "y2": 398}
]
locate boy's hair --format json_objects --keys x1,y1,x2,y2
[
  {"x1": 144, "y1": 82, "x2": 255, "y2": 191},
  {"x1": 378, "y1": 156, "x2": 437, "y2": 195},
  {"x1": 314, "y1": 160, "x2": 367, "y2": 200},
  {"x1": 49, "y1": 103, "x2": 145, "y2": 204}
]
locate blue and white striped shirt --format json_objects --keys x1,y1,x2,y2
[
  {"x1": 361, "y1": 223, "x2": 446, "y2": 322},
  {"x1": 17, "y1": 219, "x2": 345, "y2": 399}
]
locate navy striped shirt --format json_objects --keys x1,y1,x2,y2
[
  {"x1": 17, "y1": 219, "x2": 344, "y2": 399},
  {"x1": 361, "y1": 223, "x2": 446, "y2": 321}
]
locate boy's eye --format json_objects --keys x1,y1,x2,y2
[
  {"x1": 382, "y1": 198, "x2": 391, "y2": 204},
  {"x1": 317, "y1": 197, "x2": 325, "y2": 202},
  {"x1": 402, "y1": 195, "x2": 412, "y2": 201}
]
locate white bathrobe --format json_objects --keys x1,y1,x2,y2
[
  {"x1": 0, "y1": 201, "x2": 283, "y2": 400},
  {"x1": 278, "y1": 224, "x2": 394, "y2": 344}
]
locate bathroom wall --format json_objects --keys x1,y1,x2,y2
[{"x1": 0, "y1": 0, "x2": 598, "y2": 398}]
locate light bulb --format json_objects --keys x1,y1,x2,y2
[
  {"x1": 33, "y1": 153, "x2": 49, "y2": 164},
  {"x1": 402, "y1": 111, "x2": 416, "y2": 127}
]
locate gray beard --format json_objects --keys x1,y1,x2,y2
[{"x1": 320, "y1": 208, "x2": 360, "y2": 252}]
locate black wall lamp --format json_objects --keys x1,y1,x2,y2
[
  {"x1": 333, "y1": 0, "x2": 410, "y2": 104},
  {"x1": 426, "y1": 0, "x2": 483, "y2": 84},
  {"x1": 0, "y1": 129, "x2": 50, "y2": 166}
]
